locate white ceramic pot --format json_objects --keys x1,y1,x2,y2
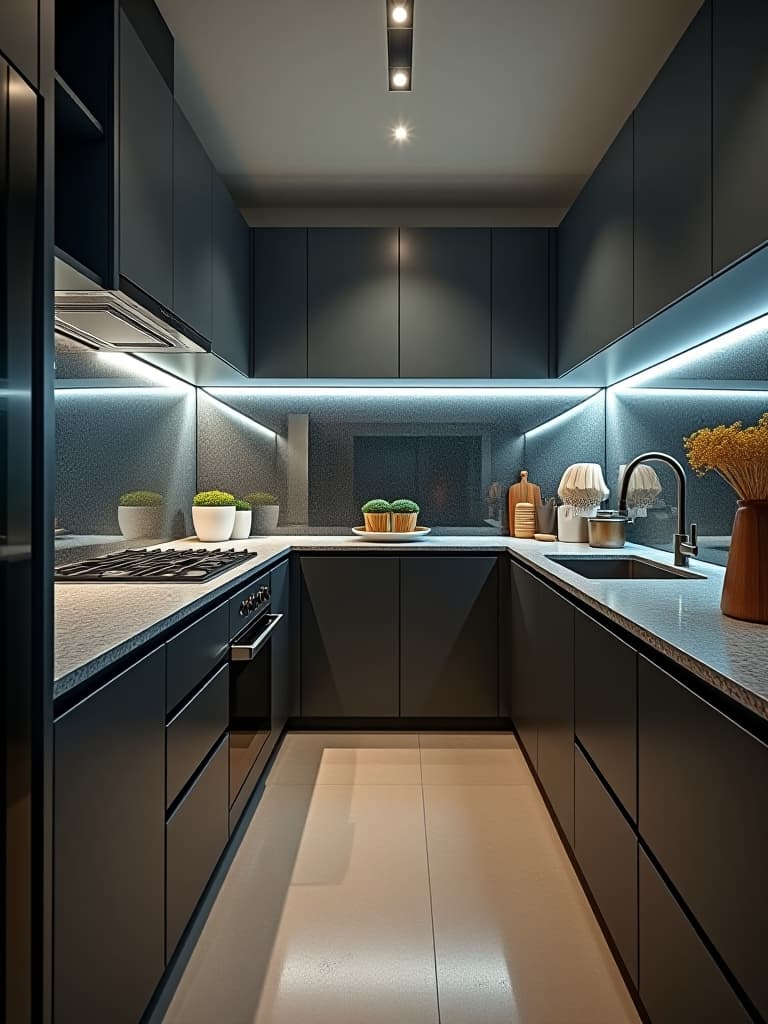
[
  {"x1": 192, "y1": 505, "x2": 236, "y2": 543},
  {"x1": 117, "y1": 505, "x2": 164, "y2": 540},
  {"x1": 557, "y1": 504, "x2": 592, "y2": 543},
  {"x1": 230, "y1": 509, "x2": 252, "y2": 540},
  {"x1": 250, "y1": 505, "x2": 279, "y2": 535}
]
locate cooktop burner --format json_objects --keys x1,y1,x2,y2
[{"x1": 55, "y1": 547, "x2": 258, "y2": 583}]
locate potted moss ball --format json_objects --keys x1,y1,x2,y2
[
  {"x1": 230, "y1": 499, "x2": 252, "y2": 540},
  {"x1": 245, "y1": 492, "x2": 280, "y2": 534},
  {"x1": 391, "y1": 498, "x2": 420, "y2": 533},
  {"x1": 192, "y1": 490, "x2": 236, "y2": 542},
  {"x1": 361, "y1": 499, "x2": 392, "y2": 533},
  {"x1": 117, "y1": 490, "x2": 165, "y2": 540}
]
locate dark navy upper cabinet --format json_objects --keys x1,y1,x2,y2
[
  {"x1": 173, "y1": 103, "x2": 213, "y2": 339},
  {"x1": 252, "y1": 228, "x2": 308, "y2": 378},
  {"x1": 557, "y1": 118, "x2": 634, "y2": 376},
  {"x1": 0, "y1": 0, "x2": 37, "y2": 85},
  {"x1": 211, "y1": 175, "x2": 251, "y2": 374},
  {"x1": 491, "y1": 229, "x2": 551, "y2": 378},
  {"x1": 400, "y1": 228, "x2": 491, "y2": 378},
  {"x1": 634, "y1": 4, "x2": 712, "y2": 325},
  {"x1": 713, "y1": 0, "x2": 768, "y2": 272},
  {"x1": 400, "y1": 557, "x2": 498, "y2": 717},
  {"x1": 308, "y1": 228, "x2": 398, "y2": 378},
  {"x1": 119, "y1": 10, "x2": 173, "y2": 308}
]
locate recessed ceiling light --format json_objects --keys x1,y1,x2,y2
[
  {"x1": 391, "y1": 69, "x2": 409, "y2": 89},
  {"x1": 393, "y1": 124, "x2": 410, "y2": 142},
  {"x1": 391, "y1": 4, "x2": 408, "y2": 23}
]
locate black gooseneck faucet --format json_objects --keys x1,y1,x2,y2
[{"x1": 618, "y1": 452, "x2": 699, "y2": 567}]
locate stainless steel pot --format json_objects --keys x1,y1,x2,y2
[{"x1": 587, "y1": 510, "x2": 628, "y2": 548}]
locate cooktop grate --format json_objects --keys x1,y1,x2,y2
[{"x1": 55, "y1": 547, "x2": 258, "y2": 583}]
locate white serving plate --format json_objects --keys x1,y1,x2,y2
[{"x1": 352, "y1": 526, "x2": 431, "y2": 543}]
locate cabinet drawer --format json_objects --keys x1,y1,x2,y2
[
  {"x1": 575, "y1": 611, "x2": 637, "y2": 819},
  {"x1": 574, "y1": 746, "x2": 637, "y2": 982},
  {"x1": 166, "y1": 736, "x2": 229, "y2": 958},
  {"x1": 229, "y1": 571, "x2": 270, "y2": 639},
  {"x1": 639, "y1": 850, "x2": 749, "y2": 1024},
  {"x1": 166, "y1": 603, "x2": 228, "y2": 712},
  {"x1": 166, "y1": 663, "x2": 229, "y2": 808}
]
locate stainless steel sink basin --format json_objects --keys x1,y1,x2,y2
[{"x1": 546, "y1": 555, "x2": 706, "y2": 581}]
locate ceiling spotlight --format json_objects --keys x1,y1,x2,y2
[
  {"x1": 391, "y1": 4, "x2": 408, "y2": 23},
  {"x1": 391, "y1": 69, "x2": 409, "y2": 89},
  {"x1": 393, "y1": 124, "x2": 410, "y2": 142}
]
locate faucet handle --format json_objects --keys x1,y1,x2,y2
[{"x1": 689, "y1": 522, "x2": 698, "y2": 546}]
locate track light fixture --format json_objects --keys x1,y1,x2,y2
[{"x1": 386, "y1": 1, "x2": 414, "y2": 91}]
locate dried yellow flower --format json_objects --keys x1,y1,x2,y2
[{"x1": 683, "y1": 413, "x2": 768, "y2": 499}]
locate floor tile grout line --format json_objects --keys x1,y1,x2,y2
[{"x1": 418, "y1": 734, "x2": 443, "y2": 1024}]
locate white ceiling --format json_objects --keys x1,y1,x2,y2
[{"x1": 157, "y1": 0, "x2": 702, "y2": 218}]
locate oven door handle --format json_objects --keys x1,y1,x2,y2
[{"x1": 230, "y1": 613, "x2": 283, "y2": 662}]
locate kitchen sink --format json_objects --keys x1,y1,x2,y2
[{"x1": 545, "y1": 555, "x2": 706, "y2": 581}]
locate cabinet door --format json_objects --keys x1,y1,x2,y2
[
  {"x1": 639, "y1": 850, "x2": 750, "y2": 1024},
  {"x1": 400, "y1": 557, "x2": 498, "y2": 717},
  {"x1": 271, "y1": 558, "x2": 296, "y2": 734},
  {"x1": 300, "y1": 557, "x2": 399, "y2": 716},
  {"x1": 574, "y1": 748, "x2": 637, "y2": 983},
  {"x1": 211, "y1": 176, "x2": 251, "y2": 374},
  {"x1": 307, "y1": 228, "x2": 398, "y2": 377},
  {"x1": 0, "y1": 0, "x2": 37, "y2": 85},
  {"x1": 54, "y1": 648, "x2": 166, "y2": 1024},
  {"x1": 509, "y1": 562, "x2": 539, "y2": 766},
  {"x1": 638, "y1": 656, "x2": 768, "y2": 1020},
  {"x1": 713, "y1": 0, "x2": 768, "y2": 271},
  {"x1": 400, "y1": 228, "x2": 491, "y2": 377},
  {"x1": 173, "y1": 104, "x2": 212, "y2": 339},
  {"x1": 557, "y1": 117, "x2": 633, "y2": 375},
  {"x1": 252, "y1": 228, "x2": 307, "y2": 377},
  {"x1": 491, "y1": 228, "x2": 550, "y2": 378},
  {"x1": 634, "y1": 4, "x2": 712, "y2": 323},
  {"x1": 574, "y1": 610, "x2": 637, "y2": 819},
  {"x1": 119, "y1": 11, "x2": 173, "y2": 307}
]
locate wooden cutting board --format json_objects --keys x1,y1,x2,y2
[{"x1": 508, "y1": 471, "x2": 542, "y2": 536}]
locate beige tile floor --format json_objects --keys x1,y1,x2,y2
[{"x1": 163, "y1": 732, "x2": 639, "y2": 1024}]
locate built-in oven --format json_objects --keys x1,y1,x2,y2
[{"x1": 228, "y1": 573, "x2": 283, "y2": 814}]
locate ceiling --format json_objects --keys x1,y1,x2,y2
[{"x1": 157, "y1": 0, "x2": 702, "y2": 217}]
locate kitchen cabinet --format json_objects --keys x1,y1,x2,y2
[
  {"x1": 491, "y1": 228, "x2": 551, "y2": 378},
  {"x1": 119, "y1": 10, "x2": 173, "y2": 307},
  {"x1": 252, "y1": 228, "x2": 308, "y2": 377},
  {"x1": 638, "y1": 850, "x2": 750, "y2": 1024},
  {"x1": 713, "y1": 0, "x2": 768, "y2": 272},
  {"x1": 54, "y1": 648, "x2": 166, "y2": 1024},
  {"x1": 574, "y1": 610, "x2": 637, "y2": 819},
  {"x1": 212, "y1": 175, "x2": 251, "y2": 374},
  {"x1": 638, "y1": 656, "x2": 768, "y2": 1019},
  {"x1": 300, "y1": 557, "x2": 400, "y2": 716},
  {"x1": 400, "y1": 228, "x2": 491, "y2": 377},
  {"x1": 0, "y1": 0, "x2": 37, "y2": 85},
  {"x1": 307, "y1": 228, "x2": 398, "y2": 378},
  {"x1": 166, "y1": 603, "x2": 229, "y2": 712},
  {"x1": 400, "y1": 557, "x2": 498, "y2": 717},
  {"x1": 166, "y1": 663, "x2": 229, "y2": 809},
  {"x1": 557, "y1": 117, "x2": 633, "y2": 375},
  {"x1": 271, "y1": 558, "x2": 296, "y2": 733},
  {"x1": 574, "y1": 747, "x2": 637, "y2": 983},
  {"x1": 173, "y1": 103, "x2": 212, "y2": 339},
  {"x1": 508, "y1": 562, "x2": 539, "y2": 766},
  {"x1": 634, "y1": 3, "x2": 712, "y2": 324}
]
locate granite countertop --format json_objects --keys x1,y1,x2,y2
[{"x1": 54, "y1": 535, "x2": 768, "y2": 722}]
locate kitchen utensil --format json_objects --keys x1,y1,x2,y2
[
  {"x1": 351, "y1": 526, "x2": 431, "y2": 543},
  {"x1": 534, "y1": 533, "x2": 557, "y2": 542},
  {"x1": 557, "y1": 504, "x2": 589, "y2": 542},
  {"x1": 587, "y1": 510, "x2": 628, "y2": 549},
  {"x1": 508, "y1": 471, "x2": 541, "y2": 536},
  {"x1": 514, "y1": 501, "x2": 537, "y2": 539},
  {"x1": 536, "y1": 498, "x2": 557, "y2": 534}
]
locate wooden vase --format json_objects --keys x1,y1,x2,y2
[
  {"x1": 364, "y1": 512, "x2": 390, "y2": 532},
  {"x1": 721, "y1": 500, "x2": 768, "y2": 624},
  {"x1": 392, "y1": 512, "x2": 418, "y2": 533}
]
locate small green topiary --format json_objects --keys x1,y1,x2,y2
[
  {"x1": 192, "y1": 490, "x2": 236, "y2": 507},
  {"x1": 391, "y1": 499, "x2": 420, "y2": 514},
  {"x1": 234, "y1": 498, "x2": 252, "y2": 512},
  {"x1": 244, "y1": 491, "x2": 279, "y2": 506},
  {"x1": 119, "y1": 490, "x2": 164, "y2": 507},
  {"x1": 361, "y1": 499, "x2": 393, "y2": 514}
]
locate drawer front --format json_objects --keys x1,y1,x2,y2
[
  {"x1": 166, "y1": 736, "x2": 229, "y2": 958},
  {"x1": 639, "y1": 850, "x2": 750, "y2": 1024},
  {"x1": 639, "y1": 656, "x2": 768, "y2": 1019},
  {"x1": 166, "y1": 663, "x2": 229, "y2": 808},
  {"x1": 229, "y1": 571, "x2": 271, "y2": 639},
  {"x1": 575, "y1": 610, "x2": 637, "y2": 819},
  {"x1": 166, "y1": 603, "x2": 228, "y2": 712},
  {"x1": 574, "y1": 746, "x2": 638, "y2": 982}
]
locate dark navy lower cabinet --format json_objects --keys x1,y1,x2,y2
[
  {"x1": 509, "y1": 563, "x2": 540, "y2": 766},
  {"x1": 400, "y1": 557, "x2": 498, "y2": 717},
  {"x1": 574, "y1": 747, "x2": 637, "y2": 983},
  {"x1": 271, "y1": 558, "x2": 296, "y2": 733},
  {"x1": 53, "y1": 647, "x2": 166, "y2": 1024},
  {"x1": 638, "y1": 849, "x2": 750, "y2": 1024}
]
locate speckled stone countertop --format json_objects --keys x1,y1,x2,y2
[{"x1": 55, "y1": 535, "x2": 768, "y2": 721}]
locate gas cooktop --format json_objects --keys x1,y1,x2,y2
[{"x1": 55, "y1": 547, "x2": 258, "y2": 583}]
